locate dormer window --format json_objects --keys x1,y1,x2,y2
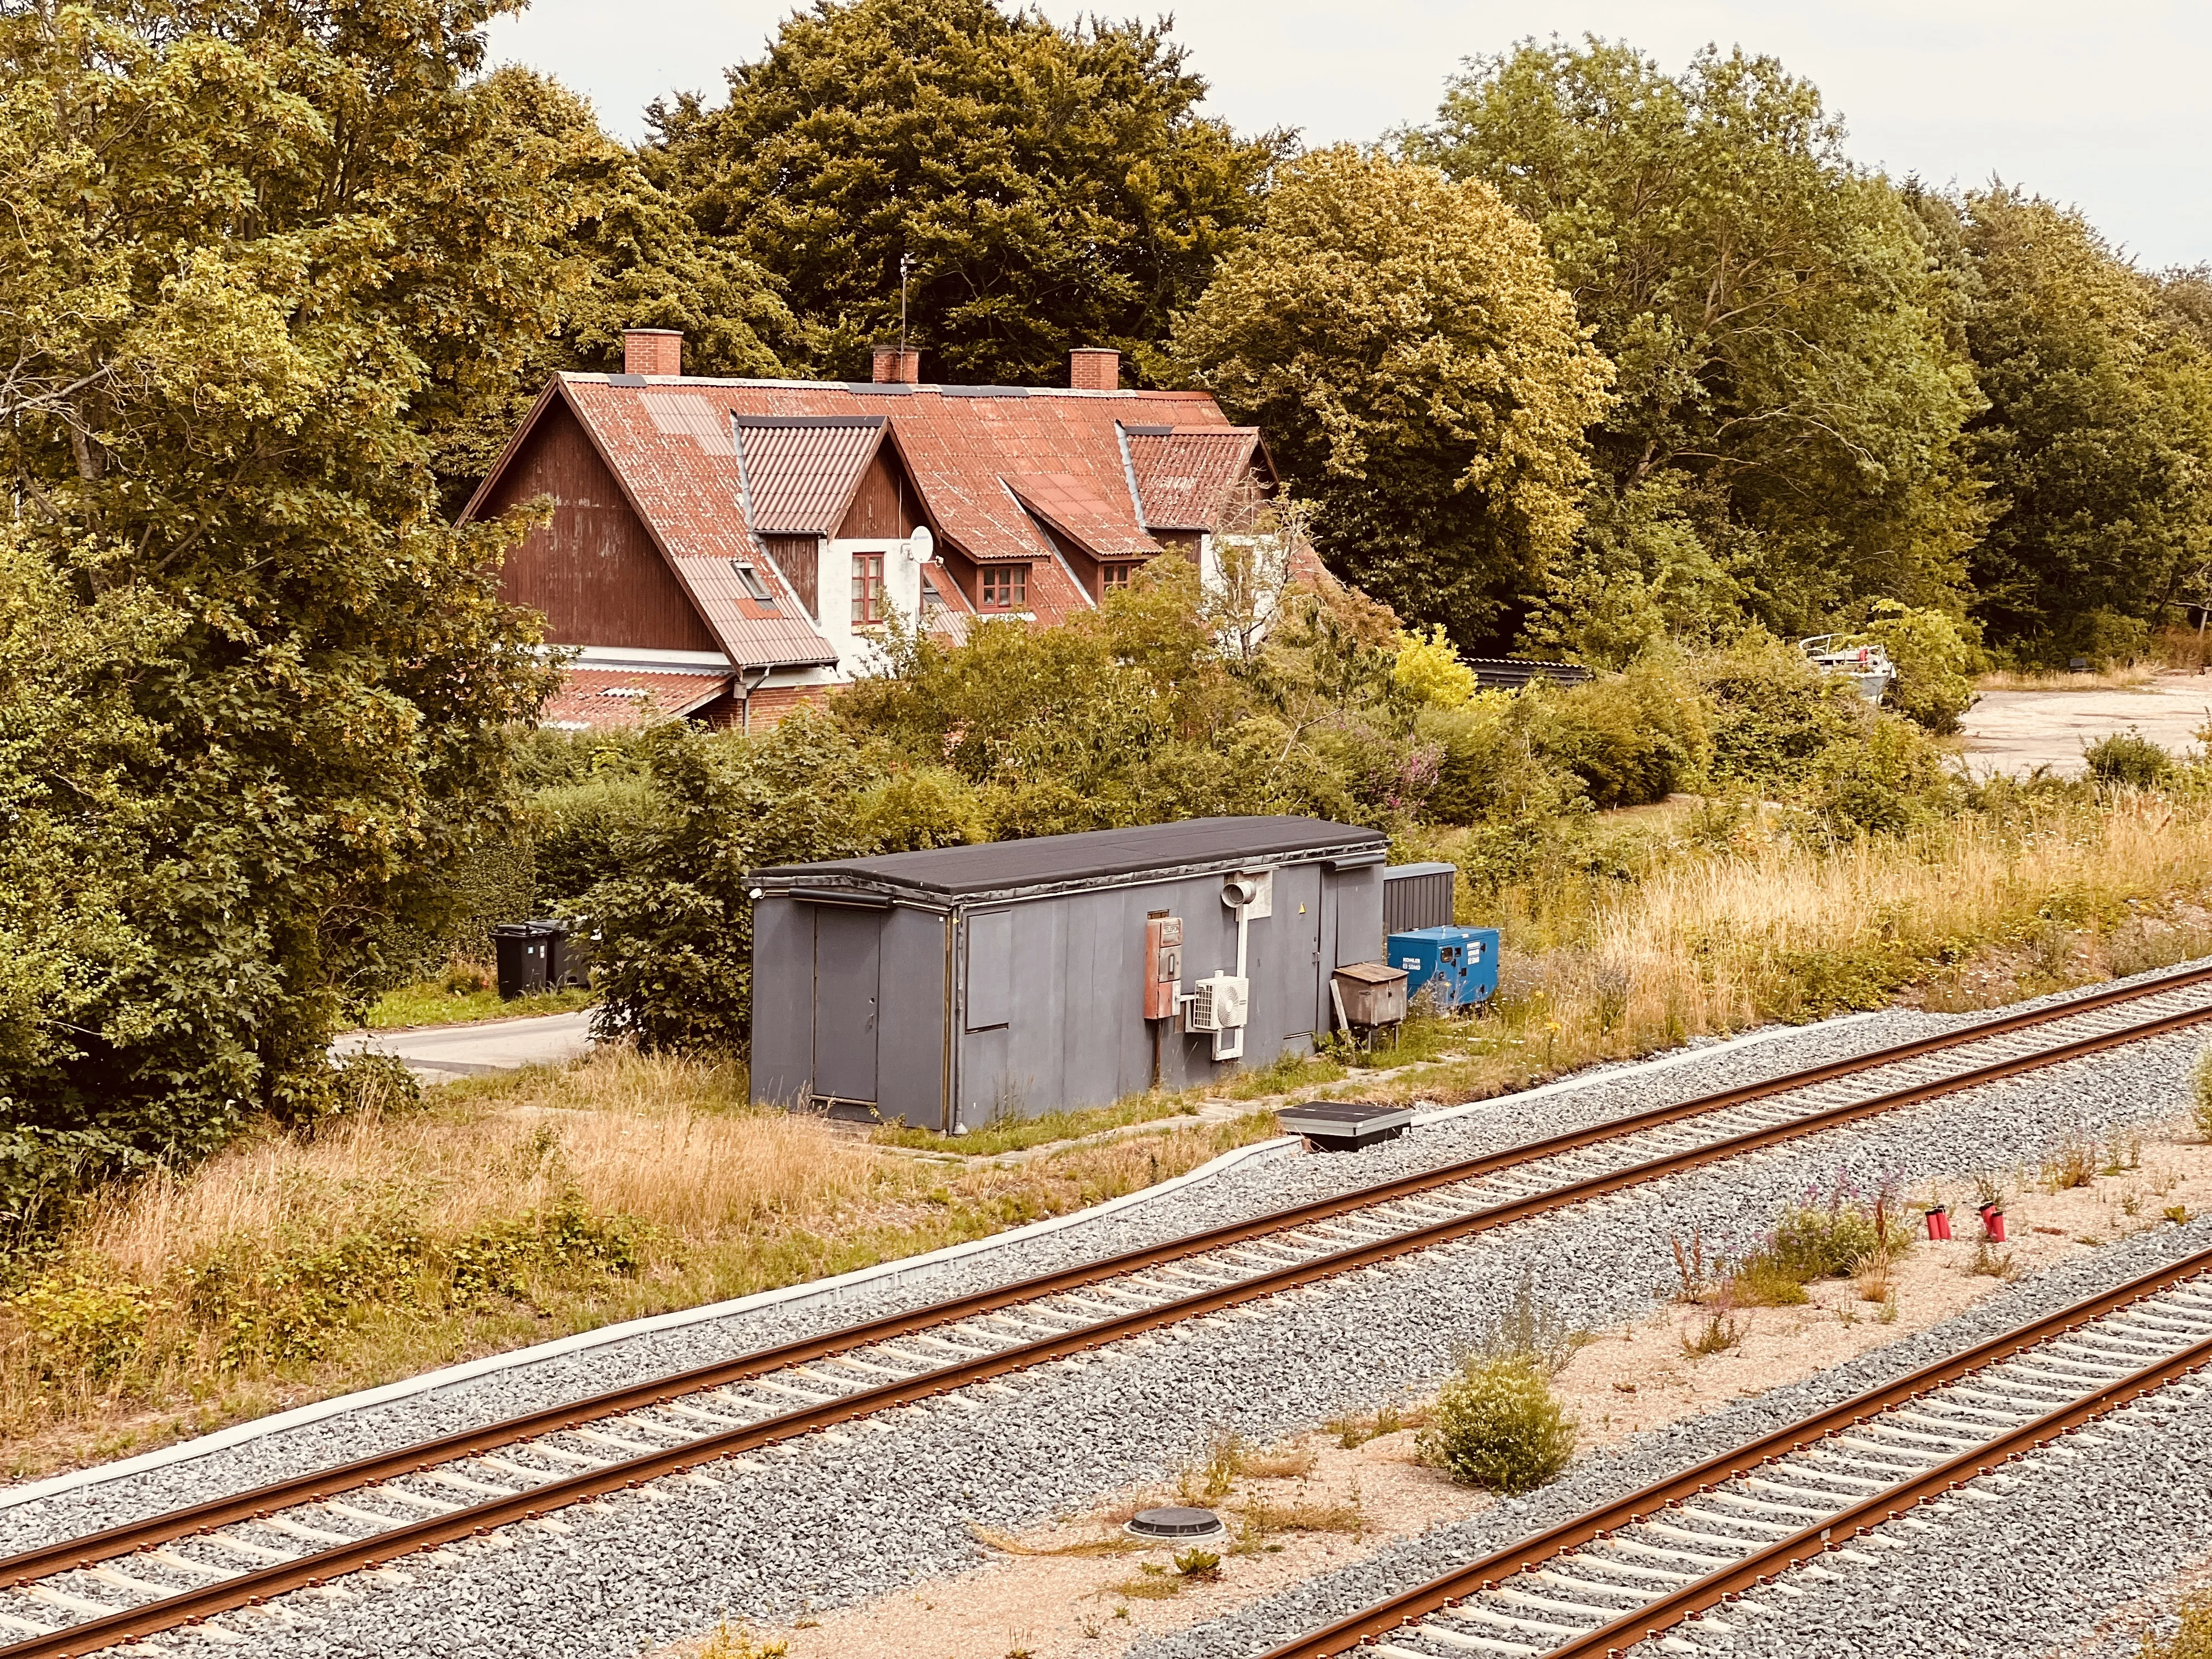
[
  {"x1": 731, "y1": 560, "x2": 777, "y2": 608},
  {"x1": 979, "y1": 564, "x2": 1028, "y2": 610}
]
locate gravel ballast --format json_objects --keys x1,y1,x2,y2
[{"x1": 104, "y1": 971, "x2": 2212, "y2": 1659}]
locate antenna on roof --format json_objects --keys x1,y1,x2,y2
[{"x1": 899, "y1": 253, "x2": 911, "y2": 351}]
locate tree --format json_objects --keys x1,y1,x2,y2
[
  {"x1": 649, "y1": 0, "x2": 1282, "y2": 385},
  {"x1": 1411, "y1": 40, "x2": 1985, "y2": 648},
  {"x1": 0, "y1": 0, "x2": 559, "y2": 1181},
  {"x1": 1173, "y1": 146, "x2": 1611, "y2": 648},
  {"x1": 1946, "y1": 189, "x2": 2212, "y2": 661},
  {"x1": 426, "y1": 69, "x2": 797, "y2": 501}
]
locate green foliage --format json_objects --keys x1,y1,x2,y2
[
  {"x1": 1866, "y1": 601, "x2": 1981, "y2": 734},
  {"x1": 652, "y1": 0, "x2": 1278, "y2": 385},
  {"x1": 8, "y1": 1272, "x2": 172, "y2": 1381},
  {"x1": 427, "y1": 69, "x2": 796, "y2": 500},
  {"x1": 2086, "y1": 729, "x2": 2175, "y2": 787},
  {"x1": 1417, "y1": 40, "x2": 1985, "y2": 640},
  {"x1": 1694, "y1": 635, "x2": 1873, "y2": 794},
  {"x1": 1530, "y1": 657, "x2": 1708, "y2": 809},
  {"x1": 1948, "y1": 189, "x2": 2212, "y2": 659},
  {"x1": 1418, "y1": 1353, "x2": 1578, "y2": 1494},
  {"x1": 183, "y1": 1192, "x2": 639, "y2": 1369},
  {"x1": 1809, "y1": 714, "x2": 1963, "y2": 836},
  {"x1": 1173, "y1": 145, "x2": 1612, "y2": 646},
  {"x1": 533, "y1": 774, "x2": 667, "y2": 906},
  {"x1": 1764, "y1": 1190, "x2": 1911, "y2": 1281},
  {"x1": 0, "y1": 0, "x2": 560, "y2": 1207},
  {"x1": 1393, "y1": 628, "x2": 1478, "y2": 709}
]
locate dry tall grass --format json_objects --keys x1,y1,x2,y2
[
  {"x1": 0, "y1": 1053, "x2": 1276, "y2": 1476},
  {"x1": 1367, "y1": 792, "x2": 2212, "y2": 1104}
]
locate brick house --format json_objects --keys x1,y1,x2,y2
[{"x1": 462, "y1": 331, "x2": 1280, "y2": 730}]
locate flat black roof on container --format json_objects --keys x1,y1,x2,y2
[{"x1": 754, "y1": 815, "x2": 1386, "y2": 901}]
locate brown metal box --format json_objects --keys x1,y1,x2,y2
[{"x1": 1332, "y1": 961, "x2": 1408, "y2": 1028}]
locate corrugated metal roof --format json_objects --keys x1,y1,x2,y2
[
  {"x1": 755, "y1": 815, "x2": 1387, "y2": 899},
  {"x1": 540, "y1": 667, "x2": 731, "y2": 730},
  {"x1": 1127, "y1": 427, "x2": 1261, "y2": 531},
  {"x1": 736, "y1": 417, "x2": 885, "y2": 534}
]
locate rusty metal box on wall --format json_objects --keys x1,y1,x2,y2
[{"x1": 747, "y1": 816, "x2": 1390, "y2": 1130}]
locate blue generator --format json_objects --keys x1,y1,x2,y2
[{"x1": 1386, "y1": 926, "x2": 1500, "y2": 1012}]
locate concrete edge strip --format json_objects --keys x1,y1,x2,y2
[
  {"x1": 0, "y1": 1011, "x2": 1883, "y2": 1510},
  {"x1": 1407, "y1": 1012, "x2": 1879, "y2": 1126}
]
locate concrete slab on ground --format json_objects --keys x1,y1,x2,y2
[
  {"x1": 332, "y1": 1008, "x2": 594, "y2": 1084},
  {"x1": 1960, "y1": 672, "x2": 2212, "y2": 777}
]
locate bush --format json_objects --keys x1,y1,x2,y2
[
  {"x1": 1764, "y1": 1189, "x2": 1912, "y2": 1280},
  {"x1": 1694, "y1": 634, "x2": 1871, "y2": 794},
  {"x1": 532, "y1": 772, "x2": 666, "y2": 905},
  {"x1": 1808, "y1": 714, "x2": 1962, "y2": 835},
  {"x1": 1418, "y1": 1353, "x2": 1577, "y2": 1493},
  {"x1": 1529, "y1": 654, "x2": 1709, "y2": 808},
  {"x1": 2086, "y1": 729, "x2": 2172, "y2": 787},
  {"x1": 1866, "y1": 601, "x2": 1980, "y2": 735}
]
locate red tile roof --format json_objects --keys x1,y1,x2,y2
[
  {"x1": 541, "y1": 667, "x2": 731, "y2": 729},
  {"x1": 1004, "y1": 471, "x2": 1160, "y2": 559},
  {"x1": 1127, "y1": 428, "x2": 1262, "y2": 531},
  {"x1": 466, "y1": 373, "x2": 1266, "y2": 650},
  {"x1": 736, "y1": 417, "x2": 885, "y2": 533}
]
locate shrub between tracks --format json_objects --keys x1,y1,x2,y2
[{"x1": 1419, "y1": 1353, "x2": 1579, "y2": 1494}]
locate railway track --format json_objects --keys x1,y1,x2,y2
[
  {"x1": 1252, "y1": 1242, "x2": 2212, "y2": 1659},
  {"x1": 8, "y1": 967, "x2": 2212, "y2": 1657}
]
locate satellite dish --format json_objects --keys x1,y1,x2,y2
[{"x1": 910, "y1": 526, "x2": 935, "y2": 563}]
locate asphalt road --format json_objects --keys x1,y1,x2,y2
[
  {"x1": 332, "y1": 1008, "x2": 594, "y2": 1084},
  {"x1": 1960, "y1": 673, "x2": 2212, "y2": 777}
]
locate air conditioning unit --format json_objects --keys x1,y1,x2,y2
[{"x1": 1186, "y1": 973, "x2": 1249, "y2": 1033}]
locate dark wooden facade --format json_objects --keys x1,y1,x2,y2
[
  {"x1": 835, "y1": 448, "x2": 926, "y2": 541},
  {"x1": 481, "y1": 398, "x2": 717, "y2": 653}
]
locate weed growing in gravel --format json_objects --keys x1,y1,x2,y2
[
  {"x1": 2169, "y1": 1205, "x2": 2194, "y2": 1224},
  {"x1": 1234, "y1": 1491, "x2": 1364, "y2": 1547},
  {"x1": 1669, "y1": 1231, "x2": 1712, "y2": 1302},
  {"x1": 969, "y1": 1523, "x2": 1137, "y2": 1558},
  {"x1": 1723, "y1": 1256, "x2": 1808, "y2": 1306},
  {"x1": 1468, "y1": 1268, "x2": 1587, "y2": 1374},
  {"x1": 1178, "y1": 1428, "x2": 1250, "y2": 1504},
  {"x1": 1328, "y1": 1401, "x2": 1427, "y2": 1448},
  {"x1": 1765, "y1": 1181, "x2": 1914, "y2": 1281},
  {"x1": 1172, "y1": 1547, "x2": 1222, "y2": 1581},
  {"x1": 1680, "y1": 1308, "x2": 1744, "y2": 1356},
  {"x1": 1110, "y1": 1564, "x2": 1184, "y2": 1600},
  {"x1": 693, "y1": 1623, "x2": 787, "y2": 1659},
  {"x1": 2042, "y1": 1139, "x2": 2101, "y2": 1192},
  {"x1": 2139, "y1": 1587, "x2": 2212, "y2": 1658},
  {"x1": 1419, "y1": 1353, "x2": 1578, "y2": 1493},
  {"x1": 1968, "y1": 1240, "x2": 2019, "y2": 1280}
]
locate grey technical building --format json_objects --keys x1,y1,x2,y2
[{"x1": 748, "y1": 816, "x2": 1391, "y2": 1130}]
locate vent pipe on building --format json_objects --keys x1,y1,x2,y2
[
  {"x1": 623, "y1": 329, "x2": 684, "y2": 377},
  {"x1": 1069, "y1": 347, "x2": 1119, "y2": 391},
  {"x1": 872, "y1": 345, "x2": 921, "y2": 384}
]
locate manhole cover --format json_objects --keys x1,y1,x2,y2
[{"x1": 1126, "y1": 1506, "x2": 1226, "y2": 1541}]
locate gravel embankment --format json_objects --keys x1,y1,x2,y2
[
  {"x1": 1136, "y1": 1217, "x2": 2212, "y2": 1659},
  {"x1": 1, "y1": 1003, "x2": 1933, "y2": 1554},
  {"x1": 125, "y1": 971, "x2": 2212, "y2": 1658}
]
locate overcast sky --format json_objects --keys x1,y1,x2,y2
[{"x1": 487, "y1": 0, "x2": 2212, "y2": 269}]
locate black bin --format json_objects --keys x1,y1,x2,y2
[
  {"x1": 532, "y1": 917, "x2": 590, "y2": 989},
  {"x1": 492, "y1": 921, "x2": 560, "y2": 999}
]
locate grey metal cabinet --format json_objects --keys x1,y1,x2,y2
[{"x1": 748, "y1": 816, "x2": 1389, "y2": 1128}]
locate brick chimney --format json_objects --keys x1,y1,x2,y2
[
  {"x1": 623, "y1": 329, "x2": 683, "y2": 377},
  {"x1": 1069, "y1": 347, "x2": 1119, "y2": 391},
  {"x1": 872, "y1": 345, "x2": 922, "y2": 384}
]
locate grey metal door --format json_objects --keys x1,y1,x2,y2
[{"x1": 813, "y1": 906, "x2": 882, "y2": 1104}]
